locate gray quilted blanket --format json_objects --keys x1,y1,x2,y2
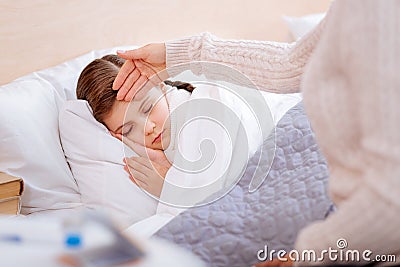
[{"x1": 154, "y1": 102, "x2": 333, "y2": 267}]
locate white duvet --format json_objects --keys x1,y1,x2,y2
[
  {"x1": 156, "y1": 80, "x2": 296, "y2": 215},
  {"x1": 126, "y1": 88, "x2": 301, "y2": 236}
]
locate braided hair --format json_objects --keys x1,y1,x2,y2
[{"x1": 163, "y1": 80, "x2": 195, "y2": 93}]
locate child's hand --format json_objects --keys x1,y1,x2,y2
[
  {"x1": 110, "y1": 132, "x2": 171, "y2": 169},
  {"x1": 110, "y1": 132, "x2": 172, "y2": 197},
  {"x1": 123, "y1": 157, "x2": 169, "y2": 198}
]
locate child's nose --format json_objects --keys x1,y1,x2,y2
[{"x1": 145, "y1": 121, "x2": 156, "y2": 135}]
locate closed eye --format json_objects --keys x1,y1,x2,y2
[
  {"x1": 143, "y1": 104, "x2": 153, "y2": 114},
  {"x1": 122, "y1": 124, "x2": 134, "y2": 136}
]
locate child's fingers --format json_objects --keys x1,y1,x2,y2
[
  {"x1": 124, "y1": 165, "x2": 141, "y2": 186},
  {"x1": 124, "y1": 160, "x2": 147, "y2": 179},
  {"x1": 121, "y1": 137, "x2": 161, "y2": 161},
  {"x1": 130, "y1": 157, "x2": 155, "y2": 170},
  {"x1": 125, "y1": 166, "x2": 148, "y2": 186},
  {"x1": 131, "y1": 176, "x2": 149, "y2": 191},
  {"x1": 129, "y1": 175, "x2": 148, "y2": 190},
  {"x1": 124, "y1": 164, "x2": 132, "y2": 175},
  {"x1": 121, "y1": 137, "x2": 146, "y2": 156},
  {"x1": 145, "y1": 149, "x2": 163, "y2": 162},
  {"x1": 124, "y1": 157, "x2": 152, "y2": 174},
  {"x1": 127, "y1": 173, "x2": 139, "y2": 186},
  {"x1": 133, "y1": 158, "x2": 167, "y2": 179},
  {"x1": 125, "y1": 165, "x2": 152, "y2": 194},
  {"x1": 131, "y1": 157, "x2": 164, "y2": 175},
  {"x1": 136, "y1": 146, "x2": 163, "y2": 162}
]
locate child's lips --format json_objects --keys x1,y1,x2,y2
[{"x1": 152, "y1": 130, "x2": 164, "y2": 144}]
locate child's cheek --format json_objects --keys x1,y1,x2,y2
[
  {"x1": 126, "y1": 131, "x2": 146, "y2": 148},
  {"x1": 154, "y1": 100, "x2": 170, "y2": 124}
]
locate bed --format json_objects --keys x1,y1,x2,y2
[{"x1": 0, "y1": 1, "x2": 332, "y2": 266}]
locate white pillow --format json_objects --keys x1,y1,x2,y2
[
  {"x1": 0, "y1": 78, "x2": 82, "y2": 214},
  {"x1": 59, "y1": 100, "x2": 157, "y2": 227},
  {"x1": 0, "y1": 46, "x2": 135, "y2": 216},
  {"x1": 282, "y1": 13, "x2": 325, "y2": 41}
]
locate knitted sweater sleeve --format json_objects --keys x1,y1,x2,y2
[{"x1": 165, "y1": 19, "x2": 326, "y2": 94}]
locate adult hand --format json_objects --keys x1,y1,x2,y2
[{"x1": 113, "y1": 43, "x2": 168, "y2": 101}]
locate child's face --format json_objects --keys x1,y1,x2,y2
[{"x1": 104, "y1": 87, "x2": 171, "y2": 150}]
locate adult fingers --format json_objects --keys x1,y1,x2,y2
[
  {"x1": 117, "y1": 68, "x2": 141, "y2": 101},
  {"x1": 113, "y1": 59, "x2": 135, "y2": 91},
  {"x1": 123, "y1": 60, "x2": 162, "y2": 102},
  {"x1": 123, "y1": 74, "x2": 148, "y2": 102},
  {"x1": 117, "y1": 48, "x2": 148, "y2": 61},
  {"x1": 136, "y1": 60, "x2": 163, "y2": 85}
]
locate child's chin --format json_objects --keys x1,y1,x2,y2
[
  {"x1": 151, "y1": 143, "x2": 164, "y2": 151},
  {"x1": 161, "y1": 140, "x2": 170, "y2": 151}
]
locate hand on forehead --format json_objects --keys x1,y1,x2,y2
[
  {"x1": 131, "y1": 83, "x2": 164, "y2": 102},
  {"x1": 114, "y1": 58, "x2": 166, "y2": 102}
]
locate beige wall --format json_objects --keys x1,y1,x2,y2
[{"x1": 0, "y1": 0, "x2": 331, "y2": 85}]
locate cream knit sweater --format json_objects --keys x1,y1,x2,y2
[{"x1": 165, "y1": 0, "x2": 400, "y2": 265}]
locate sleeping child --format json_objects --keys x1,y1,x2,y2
[
  {"x1": 76, "y1": 54, "x2": 270, "y2": 210},
  {"x1": 76, "y1": 55, "x2": 196, "y2": 198}
]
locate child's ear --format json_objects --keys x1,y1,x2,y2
[
  {"x1": 109, "y1": 130, "x2": 122, "y2": 141},
  {"x1": 159, "y1": 82, "x2": 166, "y2": 91},
  {"x1": 159, "y1": 83, "x2": 168, "y2": 95}
]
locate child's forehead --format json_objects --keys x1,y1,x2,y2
[
  {"x1": 132, "y1": 86, "x2": 163, "y2": 102},
  {"x1": 131, "y1": 87, "x2": 164, "y2": 106}
]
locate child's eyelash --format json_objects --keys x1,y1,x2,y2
[
  {"x1": 144, "y1": 104, "x2": 153, "y2": 114},
  {"x1": 122, "y1": 125, "x2": 133, "y2": 136}
]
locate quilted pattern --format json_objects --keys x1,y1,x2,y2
[{"x1": 154, "y1": 102, "x2": 333, "y2": 266}]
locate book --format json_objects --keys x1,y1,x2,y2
[
  {"x1": 0, "y1": 172, "x2": 24, "y2": 199},
  {"x1": 0, "y1": 196, "x2": 21, "y2": 215}
]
